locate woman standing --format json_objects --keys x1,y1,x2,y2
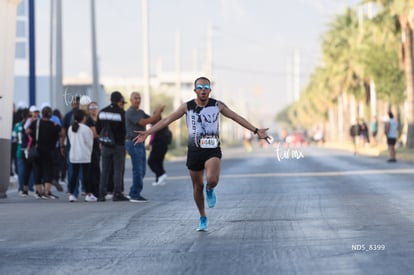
[
  {"x1": 68, "y1": 109, "x2": 95, "y2": 202},
  {"x1": 12, "y1": 108, "x2": 30, "y2": 196},
  {"x1": 28, "y1": 106, "x2": 63, "y2": 199},
  {"x1": 385, "y1": 111, "x2": 398, "y2": 162},
  {"x1": 148, "y1": 115, "x2": 171, "y2": 186},
  {"x1": 85, "y1": 101, "x2": 101, "y2": 197}
]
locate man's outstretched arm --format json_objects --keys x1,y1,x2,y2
[
  {"x1": 134, "y1": 103, "x2": 187, "y2": 144},
  {"x1": 219, "y1": 101, "x2": 271, "y2": 143}
]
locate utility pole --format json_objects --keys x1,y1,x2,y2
[
  {"x1": 293, "y1": 49, "x2": 300, "y2": 101},
  {"x1": 55, "y1": 0, "x2": 64, "y2": 111},
  {"x1": 28, "y1": 0, "x2": 36, "y2": 106},
  {"x1": 286, "y1": 60, "x2": 293, "y2": 103},
  {"x1": 192, "y1": 48, "x2": 199, "y2": 72},
  {"x1": 205, "y1": 24, "x2": 213, "y2": 78},
  {"x1": 49, "y1": 0, "x2": 55, "y2": 106},
  {"x1": 91, "y1": 0, "x2": 100, "y2": 104},
  {"x1": 175, "y1": 31, "x2": 182, "y2": 147},
  {"x1": 142, "y1": 0, "x2": 150, "y2": 113}
]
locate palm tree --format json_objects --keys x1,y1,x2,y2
[
  {"x1": 359, "y1": 5, "x2": 405, "y2": 102},
  {"x1": 278, "y1": 4, "x2": 407, "y2": 144},
  {"x1": 363, "y1": 0, "x2": 414, "y2": 147},
  {"x1": 320, "y1": 8, "x2": 366, "y2": 139},
  {"x1": 277, "y1": 9, "x2": 365, "y2": 139}
]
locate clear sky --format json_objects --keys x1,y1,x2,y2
[{"x1": 33, "y1": 0, "x2": 360, "y2": 120}]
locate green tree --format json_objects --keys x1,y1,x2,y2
[
  {"x1": 362, "y1": 42, "x2": 405, "y2": 104},
  {"x1": 363, "y1": 0, "x2": 414, "y2": 147},
  {"x1": 322, "y1": 8, "x2": 366, "y2": 100}
]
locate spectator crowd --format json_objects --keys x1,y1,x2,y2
[{"x1": 10, "y1": 91, "x2": 170, "y2": 203}]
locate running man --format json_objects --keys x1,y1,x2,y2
[{"x1": 134, "y1": 76, "x2": 271, "y2": 232}]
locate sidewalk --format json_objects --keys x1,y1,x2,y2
[
  {"x1": 7, "y1": 142, "x2": 412, "y2": 192},
  {"x1": 323, "y1": 141, "x2": 414, "y2": 162}
]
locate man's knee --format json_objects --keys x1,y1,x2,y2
[
  {"x1": 206, "y1": 175, "x2": 219, "y2": 186},
  {"x1": 192, "y1": 180, "x2": 204, "y2": 191}
]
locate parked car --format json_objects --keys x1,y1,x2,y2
[{"x1": 285, "y1": 132, "x2": 307, "y2": 145}]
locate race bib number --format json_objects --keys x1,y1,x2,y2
[{"x1": 200, "y1": 135, "x2": 219, "y2": 148}]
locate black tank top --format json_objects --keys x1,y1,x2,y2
[{"x1": 186, "y1": 98, "x2": 220, "y2": 149}]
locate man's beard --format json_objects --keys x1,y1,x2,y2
[{"x1": 199, "y1": 95, "x2": 208, "y2": 102}]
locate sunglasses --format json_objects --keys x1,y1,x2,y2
[
  {"x1": 89, "y1": 106, "x2": 98, "y2": 110},
  {"x1": 195, "y1": 84, "x2": 210, "y2": 90}
]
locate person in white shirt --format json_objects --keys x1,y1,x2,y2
[
  {"x1": 68, "y1": 109, "x2": 95, "y2": 202},
  {"x1": 384, "y1": 111, "x2": 398, "y2": 162}
]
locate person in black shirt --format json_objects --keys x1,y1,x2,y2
[
  {"x1": 350, "y1": 120, "x2": 361, "y2": 155},
  {"x1": 96, "y1": 91, "x2": 129, "y2": 201},
  {"x1": 85, "y1": 101, "x2": 100, "y2": 197},
  {"x1": 28, "y1": 106, "x2": 64, "y2": 199},
  {"x1": 148, "y1": 115, "x2": 171, "y2": 186},
  {"x1": 53, "y1": 108, "x2": 67, "y2": 186}
]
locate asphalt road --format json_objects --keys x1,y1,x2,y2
[{"x1": 1, "y1": 144, "x2": 414, "y2": 275}]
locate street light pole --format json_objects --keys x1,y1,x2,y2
[
  {"x1": 205, "y1": 24, "x2": 213, "y2": 78},
  {"x1": 49, "y1": 0, "x2": 55, "y2": 106},
  {"x1": 91, "y1": 0, "x2": 100, "y2": 104},
  {"x1": 142, "y1": 0, "x2": 151, "y2": 113},
  {"x1": 29, "y1": 0, "x2": 36, "y2": 106},
  {"x1": 175, "y1": 31, "x2": 182, "y2": 147},
  {"x1": 55, "y1": 0, "x2": 64, "y2": 111}
]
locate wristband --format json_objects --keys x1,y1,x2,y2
[{"x1": 254, "y1": 128, "x2": 259, "y2": 135}]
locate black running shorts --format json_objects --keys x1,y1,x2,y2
[
  {"x1": 387, "y1": 137, "x2": 397, "y2": 146},
  {"x1": 186, "y1": 147, "x2": 222, "y2": 171}
]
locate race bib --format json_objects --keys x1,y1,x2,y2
[{"x1": 199, "y1": 135, "x2": 219, "y2": 148}]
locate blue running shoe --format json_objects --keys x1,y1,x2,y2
[
  {"x1": 206, "y1": 186, "x2": 216, "y2": 208},
  {"x1": 196, "y1": 216, "x2": 208, "y2": 232}
]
